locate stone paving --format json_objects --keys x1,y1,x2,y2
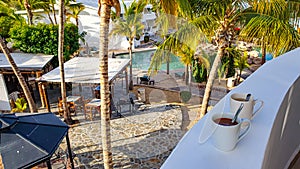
[
  {"x1": 36, "y1": 71, "x2": 207, "y2": 169},
  {"x1": 59, "y1": 103, "x2": 184, "y2": 169}
]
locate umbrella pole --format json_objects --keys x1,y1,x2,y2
[{"x1": 66, "y1": 132, "x2": 74, "y2": 169}]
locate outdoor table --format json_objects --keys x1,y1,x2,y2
[
  {"x1": 85, "y1": 98, "x2": 101, "y2": 120},
  {"x1": 86, "y1": 98, "x2": 101, "y2": 107},
  {"x1": 66, "y1": 95, "x2": 81, "y2": 103},
  {"x1": 161, "y1": 48, "x2": 300, "y2": 169}
]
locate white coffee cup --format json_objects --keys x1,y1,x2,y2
[
  {"x1": 230, "y1": 93, "x2": 264, "y2": 120},
  {"x1": 211, "y1": 113, "x2": 251, "y2": 152}
]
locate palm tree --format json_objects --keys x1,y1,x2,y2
[
  {"x1": 98, "y1": 0, "x2": 120, "y2": 168},
  {"x1": 190, "y1": 0, "x2": 300, "y2": 118},
  {"x1": 49, "y1": 0, "x2": 57, "y2": 24},
  {"x1": 0, "y1": 37, "x2": 37, "y2": 112},
  {"x1": 240, "y1": 0, "x2": 300, "y2": 65},
  {"x1": 39, "y1": 1, "x2": 54, "y2": 24},
  {"x1": 151, "y1": 0, "x2": 299, "y2": 119},
  {"x1": 151, "y1": 0, "x2": 241, "y2": 119},
  {"x1": 58, "y1": 0, "x2": 72, "y2": 124},
  {"x1": 154, "y1": 13, "x2": 173, "y2": 75},
  {"x1": 149, "y1": 0, "x2": 194, "y2": 75},
  {"x1": 148, "y1": 0, "x2": 195, "y2": 70},
  {"x1": 192, "y1": 1, "x2": 254, "y2": 118},
  {"x1": 66, "y1": 2, "x2": 85, "y2": 27},
  {"x1": 21, "y1": 0, "x2": 33, "y2": 25},
  {"x1": 0, "y1": 1, "x2": 25, "y2": 38},
  {"x1": 14, "y1": 0, "x2": 55, "y2": 25},
  {"x1": 110, "y1": 0, "x2": 146, "y2": 90},
  {"x1": 36, "y1": 0, "x2": 57, "y2": 25}
]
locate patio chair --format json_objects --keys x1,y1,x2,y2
[
  {"x1": 68, "y1": 102, "x2": 76, "y2": 116},
  {"x1": 129, "y1": 94, "x2": 147, "y2": 113},
  {"x1": 58, "y1": 97, "x2": 76, "y2": 117},
  {"x1": 83, "y1": 99, "x2": 99, "y2": 120},
  {"x1": 58, "y1": 97, "x2": 64, "y2": 116},
  {"x1": 110, "y1": 94, "x2": 122, "y2": 118}
]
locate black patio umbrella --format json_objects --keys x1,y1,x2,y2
[{"x1": 0, "y1": 112, "x2": 74, "y2": 169}]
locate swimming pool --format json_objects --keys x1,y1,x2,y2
[{"x1": 116, "y1": 49, "x2": 185, "y2": 71}]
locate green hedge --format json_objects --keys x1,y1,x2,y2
[{"x1": 9, "y1": 23, "x2": 81, "y2": 62}]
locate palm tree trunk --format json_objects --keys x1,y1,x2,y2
[
  {"x1": 51, "y1": 0, "x2": 57, "y2": 24},
  {"x1": 185, "y1": 65, "x2": 188, "y2": 85},
  {"x1": 76, "y1": 18, "x2": 79, "y2": 27},
  {"x1": 261, "y1": 42, "x2": 266, "y2": 65},
  {"x1": 47, "y1": 12, "x2": 54, "y2": 25},
  {"x1": 0, "y1": 37, "x2": 37, "y2": 112},
  {"x1": 164, "y1": 36, "x2": 170, "y2": 75},
  {"x1": 166, "y1": 52, "x2": 170, "y2": 75},
  {"x1": 58, "y1": 0, "x2": 72, "y2": 124},
  {"x1": 198, "y1": 47, "x2": 224, "y2": 120},
  {"x1": 237, "y1": 70, "x2": 242, "y2": 84},
  {"x1": 99, "y1": 2, "x2": 113, "y2": 169},
  {"x1": 188, "y1": 65, "x2": 192, "y2": 92},
  {"x1": 24, "y1": 0, "x2": 33, "y2": 25},
  {"x1": 129, "y1": 39, "x2": 133, "y2": 90}
]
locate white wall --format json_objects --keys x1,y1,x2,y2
[{"x1": 0, "y1": 74, "x2": 11, "y2": 111}]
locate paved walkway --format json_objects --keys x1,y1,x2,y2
[{"x1": 36, "y1": 70, "x2": 225, "y2": 169}]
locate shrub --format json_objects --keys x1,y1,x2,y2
[
  {"x1": 180, "y1": 91, "x2": 192, "y2": 103},
  {"x1": 11, "y1": 98, "x2": 27, "y2": 112},
  {"x1": 9, "y1": 23, "x2": 81, "y2": 62}
]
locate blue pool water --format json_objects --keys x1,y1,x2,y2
[{"x1": 116, "y1": 49, "x2": 185, "y2": 71}]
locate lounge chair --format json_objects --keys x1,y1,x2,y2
[
  {"x1": 175, "y1": 72, "x2": 185, "y2": 79},
  {"x1": 139, "y1": 75, "x2": 150, "y2": 84},
  {"x1": 139, "y1": 75, "x2": 155, "y2": 85}
]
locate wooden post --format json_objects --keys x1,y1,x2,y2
[
  {"x1": 125, "y1": 68, "x2": 128, "y2": 94},
  {"x1": 0, "y1": 153, "x2": 4, "y2": 169},
  {"x1": 42, "y1": 83, "x2": 51, "y2": 112},
  {"x1": 110, "y1": 82, "x2": 114, "y2": 98},
  {"x1": 36, "y1": 72, "x2": 46, "y2": 107}
]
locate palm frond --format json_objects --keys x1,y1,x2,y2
[
  {"x1": 155, "y1": 13, "x2": 170, "y2": 37},
  {"x1": 190, "y1": 0, "x2": 235, "y2": 17},
  {"x1": 252, "y1": 0, "x2": 289, "y2": 20},
  {"x1": 175, "y1": 0, "x2": 193, "y2": 19},
  {"x1": 240, "y1": 14, "x2": 300, "y2": 56},
  {"x1": 195, "y1": 49, "x2": 212, "y2": 72},
  {"x1": 192, "y1": 15, "x2": 217, "y2": 38},
  {"x1": 148, "y1": 48, "x2": 166, "y2": 75}
]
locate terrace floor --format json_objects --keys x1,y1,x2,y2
[
  {"x1": 34, "y1": 68, "x2": 300, "y2": 169},
  {"x1": 35, "y1": 69, "x2": 210, "y2": 168}
]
